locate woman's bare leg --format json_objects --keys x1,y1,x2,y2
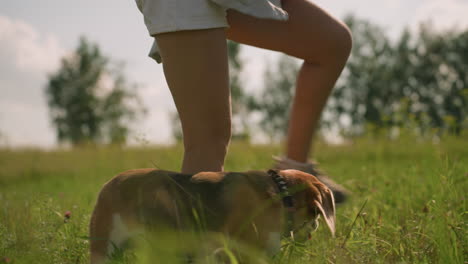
[
  {"x1": 226, "y1": 0, "x2": 352, "y2": 162},
  {"x1": 155, "y1": 28, "x2": 231, "y2": 174}
]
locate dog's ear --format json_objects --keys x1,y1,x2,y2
[
  {"x1": 308, "y1": 181, "x2": 336, "y2": 236},
  {"x1": 280, "y1": 170, "x2": 336, "y2": 235},
  {"x1": 316, "y1": 184, "x2": 336, "y2": 235}
]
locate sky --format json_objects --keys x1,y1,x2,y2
[{"x1": 1, "y1": 0, "x2": 468, "y2": 148}]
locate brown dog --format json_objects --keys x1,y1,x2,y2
[{"x1": 89, "y1": 169, "x2": 335, "y2": 263}]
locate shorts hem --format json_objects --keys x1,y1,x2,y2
[
  {"x1": 146, "y1": 20, "x2": 229, "y2": 64},
  {"x1": 147, "y1": 20, "x2": 229, "y2": 37}
]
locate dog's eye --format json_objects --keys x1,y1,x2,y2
[
  {"x1": 308, "y1": 219, "x2": 319, "y2": 232},
  {"x1": 302, "y1": 220, "x2": 318, "y2": 233},
  {"x1": 309, "y1": 207, "x2": 319, "y2": 217}
]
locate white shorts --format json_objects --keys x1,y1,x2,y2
[{"x1": 135, "y1": 0, "x2": 288, "y2": 63}]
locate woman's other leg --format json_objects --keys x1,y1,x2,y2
[
  {"x1": 226, "y1": 0, "x2": 352, "y2": 162},
  {"x1": 155, "y1": 28, "x2": 231, "y2": 174}
]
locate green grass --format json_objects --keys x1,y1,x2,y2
[{"x1": 0, "y1": 136, "x2": 466, "y2": 263}]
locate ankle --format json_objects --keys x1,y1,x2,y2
[
  {"x1": 273, "y1": 156, "x2": 315, "y2": 172},
  {"x1": 182, "y1": 143, "x2": 228, "y2": 173}
]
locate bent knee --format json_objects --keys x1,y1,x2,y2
[
  {"x1": 335, "y1": 22, "x2": 353, "y2": 62},
  {"x1": 327, "y1": 22, "x2": 352, "y2": 64},
  {"x1": 304, "y1": 21, "x2": 353, "y2": 65}
]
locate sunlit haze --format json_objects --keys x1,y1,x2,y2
[{"x1": 1, "y1": 0, "x2": 467, "y2": 147}]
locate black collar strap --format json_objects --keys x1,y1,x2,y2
[{"x1": 268, "y1": 169, "x2": 295, "y2": 238}]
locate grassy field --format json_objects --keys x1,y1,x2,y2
[{"x1": 0, "y1": 136, "x2": 466, "y2": 263}]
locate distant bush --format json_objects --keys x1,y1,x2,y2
[{"x1": 325, "y1": 16, "x2": 468, "y2": 138}]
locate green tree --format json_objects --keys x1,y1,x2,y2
[
  {"x1": 248, "y1": 55, "x2": 300, "y2": 142},
  {"x1": 408, "y1": 25, "x2": 468, "y2": 135},
  {"x1": 228, "y1": 41, "x2": 250, "y2": 140},
  {"x1": 325, "y1": 15, "x2": 468, "y2": 137},
  {"x1": 324, "y1": 15, "x2": 395, "y2": 135},
  {"x1": 45, "y1": 37, "x2": 145, "y2": 146}
]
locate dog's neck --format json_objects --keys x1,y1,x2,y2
[{"x1": 268, "y1": 169, "x2": 296, "y2": 238}]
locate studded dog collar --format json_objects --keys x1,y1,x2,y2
[{"x1": 268, "y1": 169, "x2": 296, "y2": 238}]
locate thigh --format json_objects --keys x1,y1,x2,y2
[
  {"x1": 155, "y1": 29, "x2": 231, "y2": 143},
  {"x1": 226, "y1": 0, "x2": 350, "y2": 63}
]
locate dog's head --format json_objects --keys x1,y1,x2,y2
[{"x1": 278, "y1": 169, "x2": 336, "y2": 239}]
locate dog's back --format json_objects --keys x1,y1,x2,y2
[
  {"x1": 89, "y1": 169, "x2": 334, "y2": 263},
  {"x1": 89, "y1": 169, "x2": 274, "y2": 263}
]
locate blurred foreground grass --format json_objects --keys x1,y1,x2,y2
[{"x1": 0, "y1": 136, "x2": 466, "y2": 263}]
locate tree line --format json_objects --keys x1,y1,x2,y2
[
  {"x1": 45, "y1": 37, "x2": 146, "y2": 146},
  {"x1": 44, "y1": 16, "x2": 468, "y2": 146},
  {"x1": 326, "y1": 16, "x2": 468, "y2": 138}
]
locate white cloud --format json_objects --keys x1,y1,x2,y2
[
  {"x1": 411, "y1": 0, "x2": 468, "y2": 31},
  {"x1": 379, "y1": 0, "x2": 407, "y2": 11},
  {"x1": 0, "y1": 16, "x2": 65, "y2": 73},
  {"x1": 0, "y1": 15, "x2": 175, "y2": 147},
  {"x1": 0, "y1": 15, "x2": 65, "y2": 147}
]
